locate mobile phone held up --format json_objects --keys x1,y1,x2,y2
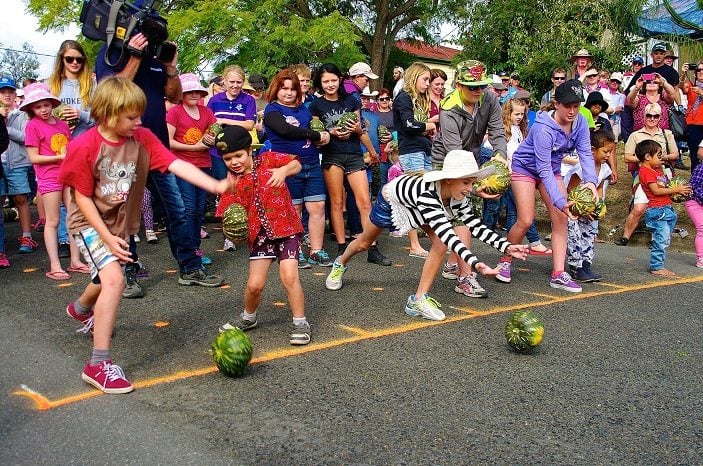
[{"x1": 642, "y1": 73, "x2": 656, "y2": 83}]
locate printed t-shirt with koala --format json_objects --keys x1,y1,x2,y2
[{"x1": 58, "y1": 126, "x2": 177, "y2": 238}]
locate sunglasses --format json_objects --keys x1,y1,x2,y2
[
  {"x1": 585, "y1": 74, "x2": 598, "y2": 78},
  {"x1": 63, "y1": 56, "x2": 85, "y2": 65},
  {"x1": 696, "y1": 68, "x2": 703, "y2": 72},
  {"x1": 645, "y1": 114, "x2": 661, "y2": 119},
  {"x1": 465, "y1": 84, "x2": 488, "y2": 90},
  {"x1": 378, "y1": 97, "x2": 391, "y2": 101},
  {"x1": 552, "y1": 76, "x2": 566, "y2": 81}
]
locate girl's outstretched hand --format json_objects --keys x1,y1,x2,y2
[
  {"x1": 507, "y1": 244, "x2": 529, "y2": 260},
  {"x1": 474, "y1": 262, "x2": 499, "y2": 276}
]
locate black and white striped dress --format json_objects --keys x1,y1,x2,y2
[{"x1": 383, "y1": 174, "x2": 510, "y2": 270}]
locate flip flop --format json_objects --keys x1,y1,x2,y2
[
  {"x1": 46, "y1": 270, "x2": 70, "y2": 281},
  {"x1": 650, "y1": 268, "x2": 676, "y2": 277},
  {"x1": 528, "y1": 246, "x2": 552, "y2": 256},
  {"x1": 409, "y1": 250, "x2": 429, "y2": 258},
  {"x1": 67, "y1": 264, "x2": 90, "y2": 274}
]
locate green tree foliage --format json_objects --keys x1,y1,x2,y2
[
  {"x1": 0, "y1": 42, "x2": 40, "y2": 84},
  {"x1": 454, "y1": 0, "x2": 646, "y2": 98}
]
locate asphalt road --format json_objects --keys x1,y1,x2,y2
[{"x1": 1, "y1": 220, "x2": 702, "y2": 464}]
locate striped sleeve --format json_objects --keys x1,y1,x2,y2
[{"x1": 454, "y1": 200, "x2": 510, "y2": 253}]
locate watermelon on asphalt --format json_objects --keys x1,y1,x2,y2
[
  {"x1": 505, "y1": 311, "x2": 544, "y2": 352},
  {"x1": 221, "y1": 203, "x2": 248, "y2": 244},
  {"x1": 212, "y1": 328, "x2": 253, "y2": 377}
]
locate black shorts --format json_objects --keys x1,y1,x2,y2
[{"x1": 322, "y1": 152, "x2": 366, "y2": 175}]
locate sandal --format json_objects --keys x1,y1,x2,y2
[
  {"x1": 408, "y1": 250, "x2": 429, "y2": 258},
  {"x1": 528, "y1": 245, "x2": 552, "y2": 256},
  {"x1": 650, "y1": 268, "x2": 676, "y2": 277},
  {"x1": 67, "y1": 264, "x2": 90, "y2": 274},
  {"x1": 46, "y1": 270, "x2": 70, "y2": 281}
]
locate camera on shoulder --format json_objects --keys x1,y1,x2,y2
[{"x1": 80, "y1": 0, "x2": 168, "y2": 62}]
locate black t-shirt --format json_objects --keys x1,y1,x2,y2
[
  {"x1": 309, "y1": 94, "x2": 361, "y2": 155},
  {"x1": 624, "y1": 64, "x2": 680, "y2": 93}
]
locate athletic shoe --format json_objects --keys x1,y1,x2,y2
[
  {"x1": 289, "y1": 321, "x2": 311, "y2": 345},
  {"x1": 133, "y1": 234, "x2": 141, "y2": 243},
  {"x1": 32, "y1": 218, "x2": 45, "y2": 232},
  {"x1": 122, "y1": 269, "x2": 144, "y2": 298},
  {"x1": 82, "y1": 360, "x2": 134, "y2": 394},
  {"x1": 441, "y1": 262, "x2": 459, "y2": 280},
  {"x1": 495, "y1": 261, "x2": 512, "y2": 283},
  {"x1": 404, "y1": 294, "x2": 446, "y2": 321},
  {"x1": 178, "y1": 269, "x2": 224, "y2": 287},
  {"x1": 615, "y1": 237, "x2": 629, "y2": 246},
  {"x1": 325, "y1": 259, "x2": 348, "y2": 290},
  {"x1": 302, "y1": 233, "x2": 310, "y2": 247},
  {"x1": 196, "y1": 249, "x2": 213, "y2": 266},
  {"x1": 58, "y1": 243, "x2": 71, "y2": 258},
  {"x1": 549, "y1": 272, "x2": 582, "y2": 293},
  {"x1": 219, "y1": 313, "x2": 258, "y2": 332},
  {"x1": 66, "y1": 302, "x2": 94, "y2": 334},
  {"x1": 308, "y1": 249, "x2": 332, "y2": 267},
  {"x1": 145, "y1": 229, "x2": 158, "y2": 244},
  {"x1": 0, "y1": 252, "x2": 10, "y2": 268},
  {"x1": 200, "y1": 228, "x2": 210, "y2": 239},
  {"x1": 223, "y1": 238, "x2": 236, "y2": 251},
  {"x1": 696, "y1": 260, "x2": 703, "y2": 269},
  {"x1": 18, "y1": 236, "x2": 38, "y2": 253},
  {"x1": 367, "y1": 245, "x2": 391, "y2": 266},
  {"x1": 577, "y1": 261, "x2": 602, "y2": 283},
  {"x1": 455, "y1": 273, "x2": 488, "y2": 298},
  {"x1": 298, "y1": 250, "x2": 311, "y2": 269}
]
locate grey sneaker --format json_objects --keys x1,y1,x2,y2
[
  {"x1": 308, "y1": 249, "x2": 333, "y2": 267},
  {"x1": 178, "y1": 269, "x2": 224, "y2": 287},
  {"x1": 454, "y1": 273, "x2": 488, "y2": 298},
  {"x1": 219, "y1": 313, "x2": 258, "y2": 332},
  {"x1": 298, "y1": 250, "x2": 311, "y2": 269},
  {"x1": 441, "y1": 262, "x2": 459, "y2": 280},
  {"x1": 122, "y1": 269, "x2": 144, "y2": 298},
  {"x1": 289, "y1": 321, "x2": 311, "y2": 345}
]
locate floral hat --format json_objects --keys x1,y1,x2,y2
[
  {"x1": 19, "y1": 82, "x2": 60, "y2": 112},
  {"x1": 455, "y1": 60, "x2": 492, "y2": 86}
]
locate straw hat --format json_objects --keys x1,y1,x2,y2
[
  {"x1": 19, "y1": 83, "x2": 60, "y2": 112},
  {"x1": 423, "y1": 150, "x2": 495, "y2": 182},
  {"x1": 570, "y1": 48, "x2": 594, "y2": 62}
]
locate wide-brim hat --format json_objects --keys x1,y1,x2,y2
[
  {"x1": 570, "y1": 48, "x2": 594, "y2": 62},
  {"x1": 179, "y1": 73, "x2": 208, "y2": 96},
  {"x1": 361, "y1": 86, "x2": 379, "y2": 97},
  {"x1": 242, "y1": 80, "x2": 255, "y2": 92},
  {"x1": 19, "y1": 82, "x2": 60, "y2": 112},
  {"x1": 610, "y1": 72, "x2": 624, "y2": 83},
  {"x1": 584, "y1": 91, "x2": 609, "y2": 112},
  {"x1": 456, "y1": 60, "x2": 492, "y2": 86},
  {"x1": 423, "y1": 150, "x2": 495, "y2": 183}
]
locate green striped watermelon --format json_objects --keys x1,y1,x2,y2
[
  {"x1": 505, "y1": 311, "x2": 544, "y2": 352},
  {"x1": 668, "y1": 175, "x2": 690, "y2": 203},
  {"x1": 222, "y1": 203, "x2": 248, "y2": 244},
  {"x1": 567, "y1": 185, "x2": 597, "y2": 216},
  {"x1": 212, "y1": 328, "x2": 253, "y2": 377}
]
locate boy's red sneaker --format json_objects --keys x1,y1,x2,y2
[
  {"x1": 82, "y1": 360, "x2": 134, "y2": 394},
  {"x1": 66, "y1": 302, "x2": 94, "y2": 334}
]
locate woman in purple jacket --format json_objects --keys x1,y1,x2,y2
[{"x1": 495, "y1": 79, "x2": 598, "y2": 293}]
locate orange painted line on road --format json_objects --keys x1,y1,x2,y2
[{"x1": 12, "y1": 274, "x2": 703, "y2": 411}]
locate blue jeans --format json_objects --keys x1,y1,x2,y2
[
  {"x1": 176, "y1": 168, "x2": 211, "y2": 252},
  {"x1": 379, "y1": 160, "x2": 391, "y2": 187},
  {"x1": 399, "y1": 151, "x2": 431, "y2": 172},
  {"x1": 645, "y1": 205, "x2": 677, "y2": 271},
  {"x1": 58, "y1": 203, "x2": 69, "y2": 244},
  {"x1": 146, "y1": 171, "x2": 202, "y2": 273}
]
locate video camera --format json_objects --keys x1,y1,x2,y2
[{"x1": 79, "y1": 0, "x2": 171, "y2": 65}]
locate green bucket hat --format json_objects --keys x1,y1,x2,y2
[{"x1": 456, "y1": 60, "x2": 492, "y2": 86}]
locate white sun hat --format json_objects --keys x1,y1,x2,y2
[{"x1": 423, "y1": 150, "x2": 495, "y2": 182}]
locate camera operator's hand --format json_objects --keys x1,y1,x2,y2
[{"x1": 126, "y1": 33, "x2": 149, "y2": 58}]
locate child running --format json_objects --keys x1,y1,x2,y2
[
  {"x1": 215, "y1": 126, "x2": 311, "y2": 345},
  {"x1": 22, "y1": 82, "x2": 77, "y2": 280},
  {"x1": 496, "y1": 79, "x2": 598, "y2": 292},
  {"x1": 325, "y1": 149, "x2": 528, "y2": 321},
  {"x1": 635, "y1": 139, "x2": 692, "y2": 276},
  {"x1": 58, "y1": 77, "x2": 232, "y2": 394},
  {"x1": 684, "y1": 161, "x2": 703, "y2": 268},
  {"x1": 565, "y1": 129, "x2": 616, "y2": 282}
]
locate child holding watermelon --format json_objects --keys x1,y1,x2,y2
[
  {"x1": 635, "y1": 139, "x2": 692, "y2": 276},
  {"x1": 58, "y1": 77, "x2": 233, "y2": 394},
  {"x1": 215, "y1": 126, "x2": 312, "y2": 345},
  {"x1": 564, "y1": 129, "x2": 616, "y2": 282}
]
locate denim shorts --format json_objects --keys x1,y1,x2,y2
[
  {"x1": 369, "y1": 187, "x2": 396, "y2": 231},
  {"x1": 286, "y1": 162, "x2": 326, "y2": 204},
  {"x1": 74, "y1": 226, "x2": 120, "y2": 284},
  {"x1": 0, "y1": 165, "x2": 30, "y2": 196},
  {"x1": 322, "y1": 152, "x2": 366, "y2": 174},
  {"x1": 399, "y1": 151, "x2": 431, "y2": 173}
]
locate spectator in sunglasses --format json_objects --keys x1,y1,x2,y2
[{"x1": 541, "y1": 68, "x2": 567, "y2": 106}]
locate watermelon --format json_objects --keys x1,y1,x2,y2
[
  {"x1": 310, "y1": 116, "x2": 325, "y2": 132},
  {"x1": 52, "y1": 103, "x2": 79, "y2": 127},
  {"x1": 221, "y1": 203, "x2": 248, "y2": 244},
  {"x1": 567, "y1": 185, "x2": 597, "y2": 216},
  {"x1": 473, "y1": 159, "x2": 510, "y2": 195},
  {"x1": 668, "y1": 175, "x2": 690, "y2": 203},
  {"x1": 592, "y1": 199, "x2": 607, "y2": 219},
  {"x1": 386, "y1": 139, "x2": 398, "y2": 154},
  {"x1": 413, "y1": 108, "x2": 428, "y2": 123},
  {"x1": 505, "y1": 311, "x2": 544, "y2": 352},
  {"x1": 211, "y1": 328, "x2": 253, "y2": 377},
  {"x1": 378, "y1": 125, "x2": 390, "y2": 140},
  {"x1": 336, "y1": 112, "x2": 358, "y2": 130}
]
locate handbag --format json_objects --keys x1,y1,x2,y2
[{"x1": 668, "y1": 104, "x2": 687, "y2": 139}]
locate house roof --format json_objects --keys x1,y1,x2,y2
[{"x1": 395, "y1": 40, "x2": 461, "y2": 63}]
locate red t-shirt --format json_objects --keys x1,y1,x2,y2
[
  {"x1": 166, "y1": 103, "x2": 216, "y2": 168},
  {"x1": 58, "y1": 126, "x2": 177, "y2": 237},
  {"x1": 638, "y1": 165, "x2": 672, "y2": 208}
]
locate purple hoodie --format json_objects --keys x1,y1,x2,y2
[{"x1": 511, "y1": 110, "x2": 596, "y2": 210}]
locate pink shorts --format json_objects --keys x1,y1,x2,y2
[
  {"x1": 36, "y1": 177, "x2": 64, "y2": 195},
  {"x1": 511, "y1": 172, "x2": 563, "y2": 186}
]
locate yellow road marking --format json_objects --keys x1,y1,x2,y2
[
  {"x1": 338, "y1": 325, "x2": 372, "y2": 336},
  {"x1": 12, "y1": 275, "x2": 703, "y2": 411}
]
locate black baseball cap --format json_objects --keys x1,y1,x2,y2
[
  {"x1": 216, "y1": 126, "x2": 252, "y2": 155},
  {"x1": 554, "y1": 79, "x2": 585, "y2": 105}
]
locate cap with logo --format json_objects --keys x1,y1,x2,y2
[
  {"x1": 554, "y1": 79, "x2": 585, "y2": 105},
  {"x1": 652, "y1": 42, "x2": 668, "y2": 52},
  {"x1": 0, "y1": 76, "x2": 17, "y2": 90}
]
